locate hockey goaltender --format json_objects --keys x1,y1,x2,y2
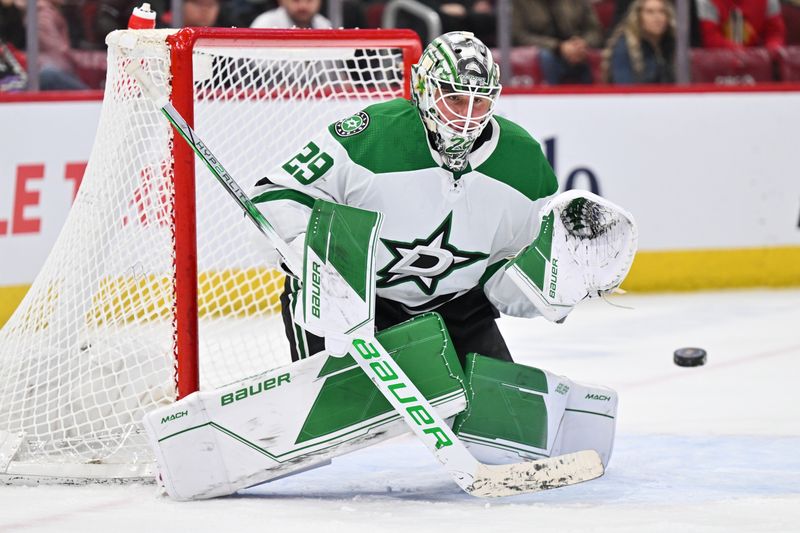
[{"x1": 138, "y1": 31, "x2": 638, "y2": 500}]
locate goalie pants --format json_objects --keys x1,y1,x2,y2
[{"x1": 280, "y1": 277, "x2": 512, "y2": 367}]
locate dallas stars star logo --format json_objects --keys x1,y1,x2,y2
[
  {"x1": 377, "y1": 213, "x2": 488, "y2": 295},
  {"x1": 334, "y1": 111, "x2": 369, "y2": 137},
  {"x1": 341, "y1": 116, "x2": 361, "y2": 130}
]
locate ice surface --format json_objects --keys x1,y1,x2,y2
[{"x1": 1, "y1": 289, "x2": 798, "y2": 532}]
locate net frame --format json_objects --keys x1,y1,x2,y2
[
  {"x1": 168, "y1": 28, "x2": 420, "y2": 399},
  {"x1": 0, "y1": 28, "x2": 421, "y2": 483}
]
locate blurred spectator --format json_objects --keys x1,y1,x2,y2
[
  {"x1": 183, "y1": 0, "x2": 221, "y2": 26},
  {"x1": 602, "y1": 0, "x2": 676, "y2": 83},
  {"x1": 511, "y1": 0, "x2": 603, "y2": 84},
  {"x1": 96, "y1": 0, "x2": 168, "y2": 41},
  {"x1": 339, "y1": 0, "x2": 366, "y2": 28},
  {"x1": 250, "y1": 0, "x2": 331, "y2": 28},
  {"x1": 36, "y1": 0, "x2": 89, "y2": 89},
  {"x1": 417, "y1": 1, "x2": 497, "y2": 46},
  {"x1": 1, "y1": 0, "x2": 26, "y2": 49},
  {"x1": 613, "y1": 0, "x2": 701, "y2": 46},
  {"x1": 226, "y1": 0, "x2": 274, "y2": 27},
  {"x1": 696, "y1": 0, "x2": 786, "y2": 51},
  {"x1": 59, "y1": 0, "x2": 93, "y2": 48}
]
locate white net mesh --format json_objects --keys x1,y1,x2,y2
[{"x1": 0, "y1": 28, "x2": 413, "y2": 480}]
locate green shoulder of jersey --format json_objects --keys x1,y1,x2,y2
[
  {"x1": 474, "y1": 115, "x2": 558, "y2": 203},
  {"x1": 329, "y1": 99, "x2": 437, "y2": 174},
  {"x1": 329, "y1": 99, "x2": 557, "y2": 203}
]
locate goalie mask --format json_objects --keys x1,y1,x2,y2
[{"x1": 412, "y1": 32, "x2": 501, "y2": 171}]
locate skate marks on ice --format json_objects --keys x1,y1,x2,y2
[
  {"x1": 0, "y1": 432, "x2": 797, "y2": 533},
  {"x1": 241, "y1": 432, "x2": 800, "y2": 505}
]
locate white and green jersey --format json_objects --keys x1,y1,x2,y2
[{"x1": 252, "y1": 98, "x2": 558, "y2": 317}]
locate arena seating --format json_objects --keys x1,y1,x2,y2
[
  {"x1": 689, "y1": 48, "x2": 774, "y2": 84},
  {"x1": 592, "y1": 0, "x2": 617, "y2": 38},
  {"x1": 72, "y1": 50, "x2": 107, "y2": 90},
  {"x1": 492, "y1": 46, "x2": 541, "y2": 86},
  {"x1": 776, "y1": 46, "x2": 800, "y2": 81},
  {"x1": 587, "y1": 49, "x2": 603, "y2": 83},
  {"x1": 365, "y1": 2, "x2": 386, "y2": 30},
  {"x1": 379, "y1": 0, "x2": 797, "y2": 86},
  {"x1": 492, "y1": 45, "x2": 795, "y2": 86}
]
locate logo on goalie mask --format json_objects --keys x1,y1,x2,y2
[
  {"x1": 377, "y1": 213, "x2": 488, "y2": 295},
  {"x1": 457, "y1": 57, "x2": 490, "y2": 86},
  {"x1": 334, "y1": 112, "x2": 370, "y2": 137}
]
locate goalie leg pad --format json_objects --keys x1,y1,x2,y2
[
  {"x1": 550, "y1": 380, "x2": 617, "y2": 468},
  {"x1": 453, "y1": 354, "x2": 617, "y2": 468},
  {"x1": 143, "y1": 313, "x2": 466, "y2": 501}
]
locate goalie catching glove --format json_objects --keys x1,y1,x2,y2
[{"x1": 505, "y1": 190, "x2": 638, "y2": 323}]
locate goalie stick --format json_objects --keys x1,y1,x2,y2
[{"x1": 125, "y1": 60, "x2": 604, "y2": 497}]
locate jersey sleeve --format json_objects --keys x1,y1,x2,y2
[
  {"x1": 477, "y1": 119, "x2": 559, "y2": 318},
  {"x1": 249, "y1": 124, "x2": 357, "y2": 260},
  {"x1": 481, "y1": 194, "x2": 550, "y2": 319},
  {"x1": 483, "y1": 266, "x2": 543, "y2": 318}
]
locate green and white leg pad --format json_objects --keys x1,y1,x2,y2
[
  {"x1": 142, "y1": 314, "x2": 466, "y2": 501},
  {"x1": 454, "y1": 354, "x2": 617, "y2": 468}
]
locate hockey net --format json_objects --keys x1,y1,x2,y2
[{"x1": 0, "y1": 28, "x2": 420, "y2": 482}]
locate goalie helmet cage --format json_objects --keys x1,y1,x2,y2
[{"x1": 0, "y1": 27, "x2": 421, "y2": 483}]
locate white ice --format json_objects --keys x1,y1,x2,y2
[{"x1": 1, "y1": 289, "x2": 798, "y2": 532}]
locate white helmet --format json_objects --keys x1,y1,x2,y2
[{"x1": 411, "y1": 32, "x2": 502, "y2": 171}]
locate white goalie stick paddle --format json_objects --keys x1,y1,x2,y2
[{"x1": 125, "y1": 62, "x2": 604, "y2": 497}]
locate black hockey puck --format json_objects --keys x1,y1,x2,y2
[{"x1": 673, "y1": 347, "x2": 707, "y2": 367}]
